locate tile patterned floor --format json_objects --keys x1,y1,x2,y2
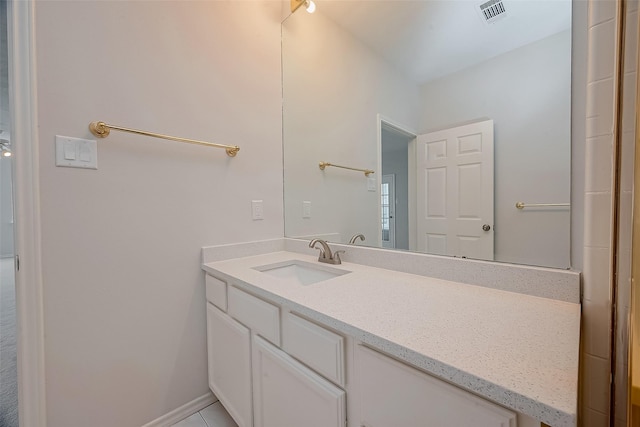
[{"x1": 172, "y1": 401, "x2": 237, "y2": 427}]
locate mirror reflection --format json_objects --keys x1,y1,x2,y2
[{"x1": 282, "y1": 0, "x2": 571, "y2": 268}]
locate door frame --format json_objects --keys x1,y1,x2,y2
[
  {"x1": 376, "y1": 114, "x2": 417, "y2": 250},
  {"x1": 8, "y1": 2, "x2": 47, "y2": 426}
]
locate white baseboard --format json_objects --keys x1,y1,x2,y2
[{"x1": 141, "y1": 392, "x2": 217, "y2": 427}]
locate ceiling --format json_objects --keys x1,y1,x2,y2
[{"x1": 317, "y1": 0, "x2": 572, "y2": 84}]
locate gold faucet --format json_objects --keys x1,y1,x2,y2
[{"x1": 309, "y1": 239, "x2": 344, "y2": 265}]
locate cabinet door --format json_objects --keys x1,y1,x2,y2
[
  {"x1": 207, "y1": 303, "x2": 253, "y2": 427},
  {"x1": 252, "y1": 335, "x2": 346, "y2": 427},
  {"x1": 356, "y1": 345, "x2": 517, "y2": 427}
]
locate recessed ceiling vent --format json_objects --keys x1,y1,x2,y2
[{"x1": 478, "y1": 0, "x2": 507, "y2": 24}]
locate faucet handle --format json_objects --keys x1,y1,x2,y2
[{"x1": 333, "y1": 250, "x2": 345, "y2": 264}]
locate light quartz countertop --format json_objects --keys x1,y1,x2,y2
[{"x1": 202, "y1": 250, "x2": 580, "y2": 427}]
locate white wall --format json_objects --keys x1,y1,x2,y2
[
  {"x1": 34, "y1": 2, "x2": 283, "y2": 426},
  {"x1": 282, "y1": 8, "x2": 420, "y2": 245},
  {"x1": 419, "y1": 30, "x2": 571, "y2": 268}
]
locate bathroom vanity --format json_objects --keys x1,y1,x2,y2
[{"x1": 202, "y1": 239, "x2": 580, "y2": 427}]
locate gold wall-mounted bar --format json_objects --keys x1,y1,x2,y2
[
  {"x1": 515, "y1": 202, "x2": 570, "y2": 209},
  {"x1": 88, "y1": 121, "x2": 240, "y2": 157},
  {"x1": 319, "y1": 162, "x2": 374, "y2": 177}
]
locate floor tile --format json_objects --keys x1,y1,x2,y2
[
  {"x1": 200, "y1": 402, "x2": 238, "y2": 427},
  {"x1": 172, "y1": 412, "x2": 207, "y2": 427}
]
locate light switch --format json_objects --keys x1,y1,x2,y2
[
  {"x1": 367, "y1": 177, "x2": 376, "y2": 192},
  {"x1": 56, "y1": 135, "x2": 97, "y2": 169},
  {"x1": 303, "y1": 201, "x2": 311, "y2": 218},
  {"x1": 79, "y1": 143, "x2": 92, "y2": 162},
  {"x1": 64, "y1": 141, "x2": 76, "y2": 160},
  {"x1": 252, "y1": 200, "x2": 264, "y2": 220}
]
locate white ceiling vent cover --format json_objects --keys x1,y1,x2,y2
[{"x1": 478, "y1": 0, "x2": 508, "y2": 24}]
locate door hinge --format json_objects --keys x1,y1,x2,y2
[{"x1": 15, "y1": 254, "x2": 19, "y2": 271}]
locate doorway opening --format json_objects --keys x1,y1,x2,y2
[{"x1": 380, "y1": 119, "x2": 416, "y2": 250}]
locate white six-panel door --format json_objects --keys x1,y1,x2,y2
[{"x1": 416, "y1": 120, "x2": 494, "y2": 260}]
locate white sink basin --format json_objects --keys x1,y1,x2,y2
[{"x1": 253, "y1": 260, "x2": 350, "y2": 286}]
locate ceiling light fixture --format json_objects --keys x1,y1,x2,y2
[
  {"x1": 305, "y1": 0, "x2": 316, "y2": 13},
  {"x1": 0, "y1": 139, "x2": 12, "y2": 157}
]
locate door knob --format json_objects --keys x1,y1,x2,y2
[{"x1": 482, "y1": 224, "x2": 491, "y2": 231}]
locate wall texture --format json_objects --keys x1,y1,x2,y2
[
  {"x1": 34, "y1": 2, "x2": 283, "y2": 426},
  {"x1": 419, "y1": 30, "x2": 572, "y2": 268}
]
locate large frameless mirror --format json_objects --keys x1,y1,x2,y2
[{"x1": 282, "y1": 0, "x2": 572, "y2": 268}]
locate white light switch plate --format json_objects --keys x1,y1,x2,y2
[
  {"x1": 55, "y1": 135, "x2": 97, "y2": 169},
  {"x1": 367, "y1": 177, "x2": 376, "y2": 192},
  {"x1": 303, "y1": 201, "x2": 311, "y2": 218},
  {"x1": 252, "y1": 200, "x2": 264, "y2": 220}
]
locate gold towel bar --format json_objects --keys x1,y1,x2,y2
[
  {"x1": 88, "y1": 121, "x2": 240, "y2": 157},
  {"x1": 319, "y1": 161, "x2": 374, "y2": 177},
  {"x1": 516, "y1": 202, "x2": 570, "y2": 209}
]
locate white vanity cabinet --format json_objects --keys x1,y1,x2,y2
[
  {"x1": 206, "y1": 303, "x2": 253, "y2": 427},
  {"x1": 205, "y1": 274, "x2": 346, "y2": 427},
  {"x1": 227, "y1": 285, "x2": 281, "y2": 346},
  {"x1": 282, "y1": 311, "x2": 345, "y2": 387},
  {"x1": 205, "y1": 272, "x2": 543, "y2": 427},
  {"x1": 252, "y1": 335, "x2": 346, "y2": 427},
  {"x1": 355, "y1": 344, "x2": 517, "y2": 427}
]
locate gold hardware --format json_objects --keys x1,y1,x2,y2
[
  {"x1": 88, "y1": 121, "x2": 240, "y2": 157},
  {"x1": 515, "y1": 201, "x2": 570, "y2": 209},
  {"x1": 89, "y1": 121, "x2": 110, "y2": 138},
  {"x1": 319, "y1": 161, "x2": 374, "y2": 177},
  {"x1": 290, "y1": 0, "x2": 305, "y2": 13}
]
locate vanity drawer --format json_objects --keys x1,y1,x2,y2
[
  {"x1": 283, "y1": 312, "x2": 345, "y2": 387},
  {"x1": 205, "y1": 275, "x2": 227, "y2": 311},
  {"x1": 228, "y1": 285, "x2": 280, "y2": 345}
]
